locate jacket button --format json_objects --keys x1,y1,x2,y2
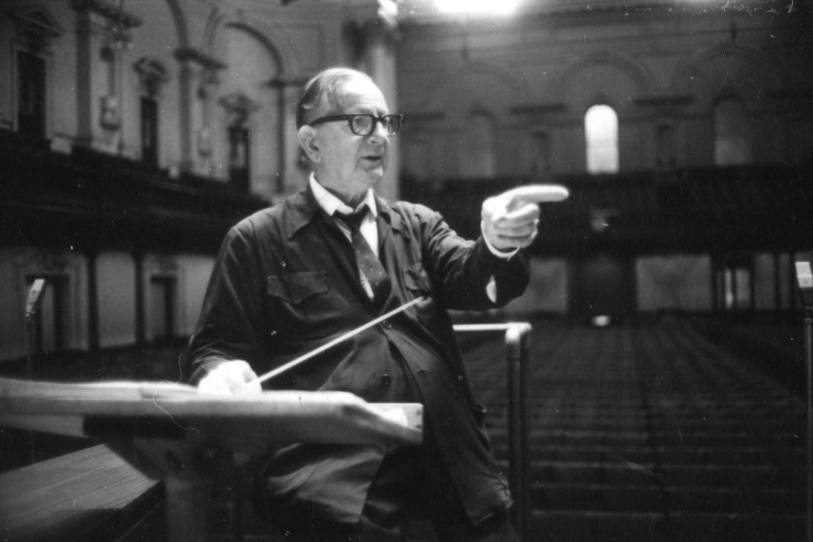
[{"x1": 381, "y1": 373, "x2": 392, "y2": 387}]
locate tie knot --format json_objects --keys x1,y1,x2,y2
[{"x1": 337, "y1": 206, "x2": 368, "y2": 231}]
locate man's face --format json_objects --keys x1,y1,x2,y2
[{"x1": 307, "y1": 76, "x2": 390, "y2": 203}]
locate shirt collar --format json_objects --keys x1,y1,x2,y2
[{"x1": 309, "y1": 173, "x2": 378, "y2": 218}]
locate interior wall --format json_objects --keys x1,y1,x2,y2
[
  {"x1": 636, "y1": 254, "x2": 712, "y2": 312},
  {"x1": 397, "y1": 8, "x2": 809, "y2": 179},
  {"x1": 98, "y1": 252, "x2": 136, "y2": 348},
  {"x1": 504, "y1": 257, "x2": 569, "y2": 316}
]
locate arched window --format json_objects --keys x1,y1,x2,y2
[
  {"x1": 714, "y1": 97, "x2": 749, "y2": 165},
  {"x1": 134, "y1": 57, "x2": 170, "y2": 167},
  {"x1": 11, "y1": 5, "x2": 63, "y2": 140},
  {"x1": 140, "y1": 96, "x2": 158, "y2": 167},
  {"x1": 585, "y1": 104, "x2": 619, "y2": 174},
  {"x1": 219, "y1": 92, "x2": 259, "y2": 191},
  {"x1": 16, "y1": 51, "x2": 46, "y2": 140}
]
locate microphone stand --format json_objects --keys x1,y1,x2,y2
[
  {"x1": 26, "y1": 314, "x2": 37, "y2": 382},
  {"x1": 24, "y1": 278, "x2": 47, "y2": 464},
  {"x1": 803, "y1": 304, "x2": 812, "y2": 542},
  {"x1": 794, "y1": 261, "x2": 813, "y2": 542},
  {"x1": 24, "y1": 313, "x2": 39, "y2": 463}
]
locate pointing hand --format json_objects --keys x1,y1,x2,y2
[{"x1": 481, "y1": 184, "x2": 569, "y2": 251}]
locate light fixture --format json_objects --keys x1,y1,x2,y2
[
  {"x1": 796, "y1": 261, "x2": 813, "y2": 307},
  {"x1": 435, "y1": 0, "x2": 519, "y2": 15}
]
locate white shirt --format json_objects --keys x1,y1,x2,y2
[
  {"x1": 309, "y1": 174, "x2": 507, "y2": 303},
  {"x1": 311, "y1": 175, "x2": 379, "y2": 298},
  {"x1": 310, "y1": 175, "x2": 379, "y2": 256}
]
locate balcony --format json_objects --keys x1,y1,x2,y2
[
  {"x1": 402, "y1": 163, "x2": 813, "y2": 256},
  {"x1": 0, "y1": 130, "x2": 269, "y2": 254}
]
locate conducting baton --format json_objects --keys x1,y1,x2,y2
[{"x1": 252, "y1": 295, "x2": 427, "y2": 386}]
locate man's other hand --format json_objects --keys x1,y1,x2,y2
[
  {"x1": 197, "y1": 360, "x2": 262, "y2": 395},
  {"x1": 481, "y1": 184, "x2": 568, "y2": 252}
]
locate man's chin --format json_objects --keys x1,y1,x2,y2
[{"x1": 361, "y1": 165, "x2": 385, "y2": 183}]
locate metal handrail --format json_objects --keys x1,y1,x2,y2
[{"x1": 454, "y1": 322, "x2": 532, "y2": 541}]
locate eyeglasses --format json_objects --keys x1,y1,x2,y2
[{"x1": 309, "y1": 114, "x2": 404, "y2": 136}]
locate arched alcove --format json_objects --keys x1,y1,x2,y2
[
  {"x1": 553, "y1": 52, "x2": 652, "y2": 172},
  {"x1": 423, "y1": 62, "x2": 531, "y2": 179},
  {"x1": 206, "y1": 22, "x2": 283, "y2": 193},
  {"x1": 671, "y1": 43, "x2": 782, "y2": 165}
]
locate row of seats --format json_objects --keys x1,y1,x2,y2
[
  {"x1": 461, "y1": 316, "x2": 807, "y2": 542},
  {"x1": 0, "y1": 315, "x2": 805, "y2": 541}
]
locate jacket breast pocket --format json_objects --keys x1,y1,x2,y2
[
  {"x1": 265, "y1": 271, "x2": 339, "y2": 339},
  {"x1": 404, "y1": 262, "x2": 441, "y2": 330},
  {"x1": 404, "y1": 262, "x2": 432, "y2": 297},
  {"x1": 267, "y1": 272, "x2": 329, "y2": 305}
]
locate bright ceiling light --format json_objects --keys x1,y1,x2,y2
[{"x1": 435, "y1": 0, "x2": 519, "y2": 15}]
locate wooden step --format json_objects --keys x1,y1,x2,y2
[
  {"x1": 492, "y1": 443, "x2": 804, "y2": 466},
  {"x1": 532, "y1": 482, "x2": 804, "y2": 515},
  {"x1": 0, "y1": 444, "x2": 163, "y2": 541},
  {"x1": 531, "y1": 509, "x2": 806, "y2": 542},
  {"x1": 498, "y1": 459, "x2": 806, "y2": 489}
]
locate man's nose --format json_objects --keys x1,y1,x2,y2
[{"x1": 368, "y1": 119, "x2": 390, "y2": 141}]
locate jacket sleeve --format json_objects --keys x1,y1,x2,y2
[
  {"x1": 416, "y1": 205, "x2": 531, "y2": 310},
  {"x1": 185, "y1": 221, "x2": 267, "y2": 384}
]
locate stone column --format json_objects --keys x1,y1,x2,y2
[
  {"x1": 346, "y1": 0, "x2": 402, "y2": 200},
  {"x1": 268, "y1": 76, "x2": 311, "y2": 195},
  {"x1": 71, "y1": 0, "x2": 141, "y2": 153},
  {"x1": 174, "y1": 48, "x2": 226, "y2": 175}
]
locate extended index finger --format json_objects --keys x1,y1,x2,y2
[{"x1": 508, "y1": 184, "x2": 569, "y2": 207}]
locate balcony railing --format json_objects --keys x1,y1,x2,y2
[
  {"x1": 0, "y1": 130, "x2": 268, "y2": 254},
  {"x1": 402, "y1": 162, "x2": 813, "y2": 255}
]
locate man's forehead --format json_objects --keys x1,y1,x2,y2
[{"x1": 331, "y1": 77, "x2": 387, "y2": 111}]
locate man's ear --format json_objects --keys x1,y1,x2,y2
[{"x1": 297, "y1": 125, "x2": 321, "y2": 163}]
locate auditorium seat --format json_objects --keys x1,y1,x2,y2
[
  {"x1": 1, "y1": 317, "x2": 805, "y2": 541},
  {"x1": 460, "y1": 316, "x2": 806, "y2": 542}
]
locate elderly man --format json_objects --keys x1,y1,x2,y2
[{"x1": 187, "y1": 67, "x2": 559, "y2": 542}]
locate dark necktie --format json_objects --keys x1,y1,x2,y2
[{"x1": 336, "y1": 207, "x2": 392, "y2": 308}]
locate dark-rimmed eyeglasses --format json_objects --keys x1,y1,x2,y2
[{"x1": 309, "y1": 114, "x2": 404, "y2": 136}]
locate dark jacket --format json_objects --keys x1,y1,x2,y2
[{"x1": 187, "y1": 187, "x2": 530, "y2": 525}]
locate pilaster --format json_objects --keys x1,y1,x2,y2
[
  {"x1": 174, "y1": 47, "x2": 227, "y2": 175},
  {"x1": 71, "y1": 0, "x2": 142, "y2": 154},
  {"x1": 345, "y1": 0, "x2": 402, "y2": 199}
]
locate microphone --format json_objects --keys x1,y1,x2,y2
[{"x1": 25, "y1": 279, "x2": 47, "y2": 321}]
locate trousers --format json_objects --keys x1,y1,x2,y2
[
  {"x1": 277, "y1": 350, "x2": 519, "y2": 542},
  {"x1": 278, "y1": 424, "x2": 519, "y2": 542}
]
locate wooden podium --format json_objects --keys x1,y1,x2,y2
[{"x1": 0, "y1": 377, "x2": 423, "y2": 541}]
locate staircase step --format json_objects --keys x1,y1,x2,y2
[
  {"x1": 532, "y1": 483, "x2": 663, "y2": 513},
  {"x1": 531, "y1": 509, "x2": 806, "y2": 542},
  {"x1": 532, "y1": 483, "x2": 804, "y2": 514},
  {"x1": 492, "y1": 444, "x2": 804, "y2": 465},
  {"x1": 488, "y1": 429, "x2": 802, "y2": 448},
  {"x1": 496, "y1": 460, "x2": 806, "y2": 488}
]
